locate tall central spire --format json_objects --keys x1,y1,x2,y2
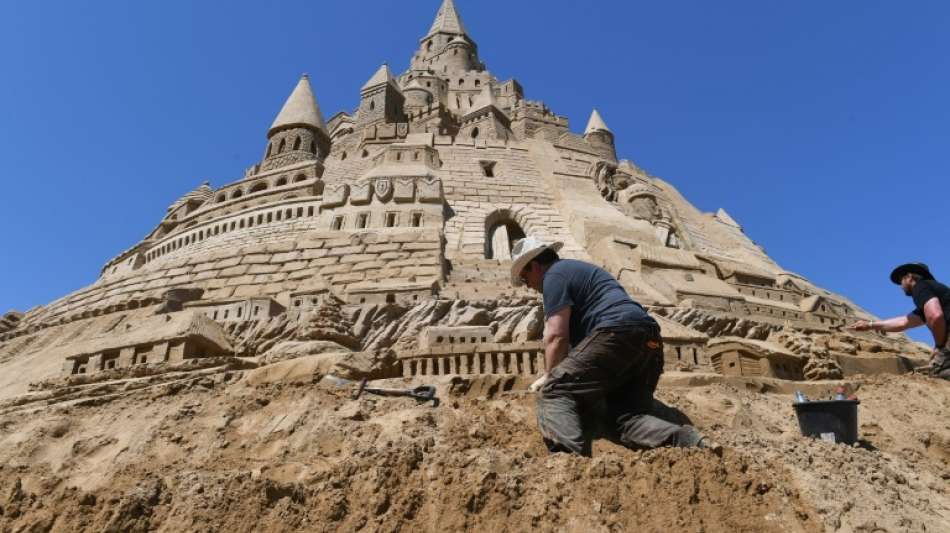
[{"x1": 426, "y1": 0, "x2": 467, "y2": 38}]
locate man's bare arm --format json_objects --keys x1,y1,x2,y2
[
  {"x1": 543, "y1": 307, "x2": 571, "y2": 374},
  {"x1": 922, "y1": 297, "x2": 947, "y2": 347},
  {"x1": 849, "y1": 314, "x2": 924, "y2": 333}
]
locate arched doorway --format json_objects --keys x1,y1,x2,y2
[{"x1": 485, "y1": 219, "x2": 526, "y2": 260}]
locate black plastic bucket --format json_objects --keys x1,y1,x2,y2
[{"x1": 792, "y1": 399, "x2": 860, "y2": 444}]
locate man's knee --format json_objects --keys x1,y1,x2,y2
[{"x1": 536, "y1": 395, "x2": 590, "y2": 456}]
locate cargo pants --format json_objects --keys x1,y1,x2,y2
[
  {"x1": 932, "y1": 342, "x2": 950, "y2": 381},
  {"x1": 536, "y1": 324, "x2": 700, "y2": 456}
]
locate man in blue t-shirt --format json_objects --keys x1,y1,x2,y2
[
  {"x1": 510, "y1": 236, "x2": 719, "y2": 456},
  {"x1": 850, "y1": 263, "x2": 950, "y2": 380}
]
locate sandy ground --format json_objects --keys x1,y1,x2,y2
[{"x1": 0, "y1": 362, "x2": 948, "y2": 532}]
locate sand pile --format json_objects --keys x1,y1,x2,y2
[{"x1": 0, "y1": 361, "x2": 947, "y2": 532}]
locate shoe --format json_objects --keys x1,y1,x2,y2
[{"x1": 698, "y1": 437, "x2": 723, "y2": 456}]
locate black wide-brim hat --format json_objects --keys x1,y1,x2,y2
[{"x1": 890, "y1": 263, "x2": 934, "y2": 284}]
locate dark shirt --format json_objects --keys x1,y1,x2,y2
[
  {"x1": 910, "y1": 279, "x2": 950, "y2": 332},
  {"x1": 541, "y1": 259, "x2": 656, "y2": 347}
]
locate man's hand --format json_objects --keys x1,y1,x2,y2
[
  {"x1": 529, "y1": 373, "x2": 549, "y2": 392},
  {"x1": 848, "y1": 320, "x2": 874, "y2": 331}
]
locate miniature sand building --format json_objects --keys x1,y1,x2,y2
[
  {"x1": 0, "y1": 0, "x2": 929, "y2": 386},
  {"x1": 60, "y1": 312, "x2": 231, "y2": 376}
]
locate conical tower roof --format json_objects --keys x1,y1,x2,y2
[
  {"x1": 585, "y1": 109, "x2": 611, "y2": 135},
  {"x1": 270, "y1": 74, "x2": 327, "y2": 134},
  {"x1": 361, "y1": 63, "x2": 399, "y2": 92},
  {"x1": 426, "y1": 0, "x2": 467, "y2": 38}
]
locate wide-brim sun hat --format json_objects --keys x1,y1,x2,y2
[
  {"x1": 510, "y1": 237, "x2": 563, "y2": 287},
  {"x1": 889, "y1": 263, "x2": 934, "y2": 284}
]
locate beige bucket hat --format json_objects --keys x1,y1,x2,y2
[{"x1": 510, "y1": 236, "x2": 563, "y2": 287}]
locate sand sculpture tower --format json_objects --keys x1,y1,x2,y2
[{"x1": 262, "y1": 75, "x2": 331, "y2": 173}]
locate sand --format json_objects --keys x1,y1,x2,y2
[{"x1": 0, "y1": 365, "x2": 948, "y2": 532}]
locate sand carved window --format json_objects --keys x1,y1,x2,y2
[
  {"x1": 250, "y1": 182, "x2": 268, "y2": 194},
  {"x1": 293, "y1": 137, "x2": 301, "y2": 150},
  {"x1": 356, "y1": 213, "x2": 369, "y2": 229},
  {"x1": 275, "y1": 176, "x2": 288, "y2": 187},
  {"x1": 479, "y1": 160, "x2": 496, "y2": 177},
  {"x1": 278, "y1": 139, "x2": 286, "y2": 153},
  {"x1": 411, "y1": 212, "x2": 423, "y2": 227},
  {"x1": 331, "y1": 216, "x2": 344, "y2": 230},
  {"x1": 385, "y1": 212, "x2": 398, "y2": 227},
  {"x1": 293, "y1": 174, "x2": 307, "y2": 183}
]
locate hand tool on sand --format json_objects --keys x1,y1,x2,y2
[{"x1": 322, "y1": 375, "x2": 440, "y2": 407}]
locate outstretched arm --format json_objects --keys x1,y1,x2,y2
[{"x1": 849, "y1": 313, "x2": 924, "y2": 333}]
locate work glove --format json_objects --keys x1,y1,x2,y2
[{"x1": 529, "y1": 373, "x2": 549, "y2": 392}]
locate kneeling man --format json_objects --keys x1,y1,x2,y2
[{"x1": 511, "y1": 237, "x2": 717, "y2": 456}]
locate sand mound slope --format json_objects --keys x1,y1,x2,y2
[{"x1": 0, "y1": 367, "x2": 947, "y2": 532}]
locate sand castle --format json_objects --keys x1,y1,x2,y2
[{"x1": 0, "y1": 0, "x2": 930, "y2": 398}]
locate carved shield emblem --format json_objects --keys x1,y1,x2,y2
[{"x1": 375, "y1": 178, "x2": 393, "y2": 201}]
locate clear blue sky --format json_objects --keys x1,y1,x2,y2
[{"x1": 1, "y1": 1, "x2": 947, "y2": 343}]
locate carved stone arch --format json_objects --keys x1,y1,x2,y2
[{"x1": 483, "y1": 207, "x2": 529, "y2": 260}]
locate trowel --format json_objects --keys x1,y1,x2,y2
[{"x1": 322, "y1": 374, "x2": 440, "y2": 407}]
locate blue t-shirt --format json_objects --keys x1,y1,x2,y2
[{"x1": 541, "y1": 259, "x2": 656, "y2": 347}]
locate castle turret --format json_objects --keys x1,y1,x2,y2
[
  {"x1": 410, "y1": 0, "x2": 483, "y2": 74},
  {"x1": 358, "y1": 64, "x2": 405, "y2": 127},
  {"x1": 403, "y1": 78, "x2": 434, "y2": 113},
  {"x1": 441, "y1": 34, "x2": 478, "y2": 72},
  {"x1": 263, "y1": 74, "x2": 331, "y2": 169},
  {"x1": 584, "y1": 109, "x2": 616, "y2": 160},
  {"x1": 459, "y1": 84, "x2": 511, "y2": 141}
]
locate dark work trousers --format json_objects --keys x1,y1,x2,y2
[
  {"x1": 536, "y1": 324, "x2": 695, "y2": 456},
  {"x1": 933, "y1": 342, "x2": 950, "y2": 381}
]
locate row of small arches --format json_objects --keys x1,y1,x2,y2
[
  {"x1": 215, "y1": 174, "x2": 311, "y2": 203},
  {"x1": 265, "y1": 136, "x2": 317, "y2": 158},
  {"x1": 146, "y1": 204, "x2": 319, "y2": 263},
  {"x1": 405, "y1": 71, "x2": 481, "y2": 89}
]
